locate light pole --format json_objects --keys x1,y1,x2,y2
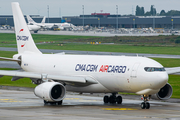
[
  {"x1": 116, "y1": 5, "x2": 118, "y2": 31},
  {"x1": 133, "y1": 19, "x2": 135, "y2": 29},
  {"x1": 152, "y1": 5, "x2": 155, "y2": 30},
  {"x1": 171, "y1": 19, "x2": 173, "y2": 30},
  {"x1": 47, "y1": 5, "x2": 49, "y2": 23},
  {"x1": 82, "y1": 5, "x2": 84, "y2": 29},
  {"x1": 98, "y1": 18, "x2": 100, "y2": 28},
  {"x1": 0, "y1": 7, "x2": 1, "y2": 26}
]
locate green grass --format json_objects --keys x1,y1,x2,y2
[
  {"x1": 0, "y1": 51, "x2": 17, "y2": 58},
  {"x1": 0, "y1": 76, "x2": 36, "y2": 88},
  {"x1": 168, "y1": 75, "x2": 180, "y2": 98},
  {"x1": 1, "y1": 33, "x2": 180, "y2": 55},
  {"x1": 36, "y1": 43, "x2": 180, "y2": 55},
  {"x1": 2, "y1": 43, "x2": 180, "y2": 56},
  {"x1": 152, "y1": 58, "x2": 180, "y2": 67},
  {"x1": 0, "y1": 68, "x2": 36, "y2": 88},
  {"x1": 0, "y1": 33, "x2": 100, "y2": 44}
]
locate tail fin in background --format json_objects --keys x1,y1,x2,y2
[
  {"x1": 41, "y1": 16, "x2": 46, "y2": 24},
  {"x1": 12, "y1": 2, "x2": 41, "y2": 54},
  {"x1": 26, "y1": 15, "x2": 36, "y2": 25}
]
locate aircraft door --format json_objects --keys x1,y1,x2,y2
[{"x1": 131, "y1": 63, "x2": 140, "y2": 78}]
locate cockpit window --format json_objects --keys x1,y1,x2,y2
[{"x1": 144, "y1": 67, "x2": 165, "y2": 72}]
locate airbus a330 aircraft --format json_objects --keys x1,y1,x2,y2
[
  {"x1": 27, "y1": 15, "x2": 74, "y2": 30},
  {"x1": 26, "y1": 15, "x2": 45, "y2": 33},
  {"x1": 0, "y1": 2, "x2": 179, "y2": 109}
]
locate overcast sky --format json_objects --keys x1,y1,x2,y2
[{"x1": 1, "y1": 0, "x2": 180, "y2": 17}]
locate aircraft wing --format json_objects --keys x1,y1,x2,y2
[
  {"x1": 165, "y1": 67, "x2": 180, "y2": 74},
  {"x1": 0, "y1": 57, "x2": 20, "y2": 62},
  {"x1": 0, "y1": 70, "x2": 98, "y2": 84}
]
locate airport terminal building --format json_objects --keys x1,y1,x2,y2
[
  {"x1": 0, "y1": 13, "x2": 180, "y2": 29},
  {"x1": 0, "y1": 15, "x2": 61, "y2": 27},
  {"x1": 64, "y1": 13, "x2": 180, "y2": 29}
]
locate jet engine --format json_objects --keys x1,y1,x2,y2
[
  {"x1": 151, "y1": 83, "x2": 173, "y2": 100},
  {"x1": 34, "y1": 82, "x2": 66, "y2": 102}
]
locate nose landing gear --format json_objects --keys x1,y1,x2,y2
[
  {"x1": 103, "y1": 93, "x2": 122, "y2": 104},
  {"x1": 141, "y1": 95, "x2": 150, "y2": 109}
]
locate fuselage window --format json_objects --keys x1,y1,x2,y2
[{"x1": 144, "y1": 67, "x2": 165, "y2": 72}]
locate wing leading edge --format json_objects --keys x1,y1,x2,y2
[
  {"x1": 165, "y1": 67, "x2": 180, "y2": 74},
  {"x1": 0, "y1": 70, "x2": 98, "y2": 84},
  {"x1": 0, "y1": 57, "x2": 20, "y2": 62}
]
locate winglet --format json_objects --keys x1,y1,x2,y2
[{"x1": 11, "y1": 2, "x2": 42, "y2": 54}]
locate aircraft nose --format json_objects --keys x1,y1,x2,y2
[{"x1": 153, "y1": 72, "x2": 168, "y2": 89}]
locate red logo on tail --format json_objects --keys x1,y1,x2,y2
[
  {"x1": 21, "y1": 44, "x2": 25, "y2": 47},
  {"x1": 19, "y1": 29, "x2": 24, "y2": 33}
]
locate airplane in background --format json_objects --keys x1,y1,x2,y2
[
  {"x1": 1, "y1": 2, "x2": 180, "y2": 109},
  {"x1": 27, "y1": 15, "x2": 75, "y2": 30},
  {"x1": 26, "y1": 15, "x2": 45, "y2": 33}
]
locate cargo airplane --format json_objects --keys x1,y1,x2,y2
[{"x1": 0, "y1": 2, "x2": 179, "y2": 109}]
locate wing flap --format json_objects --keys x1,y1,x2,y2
[
  {"x1": 0, "y1": 70, "x2": 41, "y2": 78},
  {"x1": 47, "y1": 74, "x2": 86, "y2": 83}
]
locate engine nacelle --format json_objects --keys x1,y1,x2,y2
[
  {"x1": 34, "y1": 82, "x2": 66, "y2": 102},
  {"x1": 151, "y1": 83, "x2": 173, "y2": 100}
]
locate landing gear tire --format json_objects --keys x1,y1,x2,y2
[
  {"x1": 109, "y1": 95, "x2": 116, "y2": 104},
  {"x1": 43, "y1": 100, "x2": 63, "y2": 105},
  {"x1": 141, "y1": 102, "x2": 146, "y2": 109},
  {"x1": 57, "y1": 100, "x2": 63, "y2": 105},
  {"x1": 50, "y1": 102, "x2": 56, "y2": 105},
  {"x1": 44, "y1": 100, "x2": 48, "y2": 105},
  {"x1": 34, "y1": 30, "x2": 38, "y2": 33},
  {"x1": 145, "y1": 102, "x2": 150, "y2": 109},
  {"x1": 116, "y1": 96, "x2": 122, "y2": 104},
  {"x1": 141, "y1": 102, "x2": 150, "y2": 109},
  {"x1": 103, "y1": 96, "x2": 109, "y2": 103},
  {"x1": 103, "y1": 93, "x2": 122, "y2": 104},
  {"x1": 36, "y1": 79, "x2": 42, "y2": 85},
  {"x1": 141, "y1": 95, "x2": 151, "y2": 109}
]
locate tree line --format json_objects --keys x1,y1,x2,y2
[{"x1": 136, "y1": 5, "x2": 180, "y2": 16}]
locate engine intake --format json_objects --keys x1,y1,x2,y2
[
  {"x1": 34, "y1": 82, "x2": 66, "y2": 102},
  {"x1": 151, "y1": 83, "x2": 173, "y2": 100}
]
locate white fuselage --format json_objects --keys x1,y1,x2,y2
[
  {"x1": 39, "y1": 23, "x2": 71, "y2": 29},
  {"x1": 27, "y1": 25, "x2": 41, "y2": 31},
  {"x1": 19, "y1": 54, "x2": 168, "y2": 94}
]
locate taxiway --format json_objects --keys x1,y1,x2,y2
[{"x1": 0, "y1": 89, "x2": 180, "y2": 120}]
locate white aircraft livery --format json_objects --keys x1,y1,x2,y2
[
  {"x1": 1, "y1": 2, "x2": 179, "y2": 109},
  {"x1": 26, "y1": 15, "x2": 45, "y2": 33},
  {"x1": 27, "y1": 14, "x2": 74, "y2": 30}
]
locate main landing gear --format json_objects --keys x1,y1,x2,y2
[
  {"x1": 141, "y1": 95, "x2": 150, "y2": 109},
  {"x1": 103, "y1": 93, "x2": 122, "y2": 104},
  {"x1": 44, "y1": 100, "x2": 63, "y2": 105}
]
